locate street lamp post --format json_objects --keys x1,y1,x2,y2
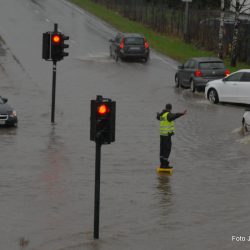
[{"x1": 182, "y1": 0, "x2": 192, "y2": 43}]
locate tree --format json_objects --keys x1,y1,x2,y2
[
  {"x1": 230, "y1": 0, "x2": 250, "y2": 66},
  {"x1": 218, "y1": 0, "x2": 225, "y2": 59}
]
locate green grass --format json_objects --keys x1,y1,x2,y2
[{"x1": 70, "y1": 0, "x2": 249, "y2": 71}]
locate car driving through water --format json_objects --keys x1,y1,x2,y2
[
  {"x1": 109, "y1": 33, "x2": 150, "y2": 62},
  {"x1": 175, "y1": 57, "x2": 229, "y2": 92},
  {"x1": 0, "y1": 96, "x2": 18, "y2": 127},
  {"x1": 205, "y1": 69, "x2": 250, "y2": 105},
  {"x1": 242, "y1": 109, "x2": 250, "y2": 133}
]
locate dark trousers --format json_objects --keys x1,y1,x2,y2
[{"x1": 160, "y1": 135, "x2": 172, "y2": 167}]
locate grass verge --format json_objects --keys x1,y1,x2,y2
[{"x1": 69, "y1": 0, "x2": 248, "y2": 71}]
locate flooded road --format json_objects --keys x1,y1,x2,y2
[{"x1": 1, "y1": 0, "x2": 250, "y2": 249}]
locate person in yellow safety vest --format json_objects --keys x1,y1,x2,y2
[{"x1": 156, "y1": 103, "x2": 187, "y2": 168}]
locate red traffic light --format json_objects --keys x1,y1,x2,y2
[
  {"x1": 52, "y1": 34, "x2": 61, "y2": 43},
  {"x1": 97, "y1": 104, "x2": 109, "y2": 115},
  {"x1": 90, "y1": 97, "x2": 116, "y2": 143}
]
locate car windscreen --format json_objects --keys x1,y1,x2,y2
[
  {"x1": 241, "y1": 72, "x2": 250, "y2": 81},
  {"x1": 124, "y1": 37, "x2": 144, "y2": 45},
  {"x1": 199, "y1": 62, "x2": 225, "y2": 70}
]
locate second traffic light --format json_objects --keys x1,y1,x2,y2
[
  {"x1": 51, "y1": 32, "x2": 69, "y2": 61},
  {"x1": 90, "y1": 96, "x2": 116, "y2": 144}
]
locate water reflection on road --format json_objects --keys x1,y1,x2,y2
[
  {"x1": 1, "y1": 0, "x2": 250, "y2": 249},
  {"x1": 155, "y1": 175, "x2": 172, "y2": 221}
]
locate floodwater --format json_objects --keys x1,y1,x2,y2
[{"x1": 1, "y1": 0, "x2": 250, "y2": 249}]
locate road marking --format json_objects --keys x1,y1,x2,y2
[
  {"x1": 60, "y1": 0, "x2": 180, "y2": 70},
  {"x1": 60, "y1": 0, "x2": 118, "y2": 36},
  {"x1": 151, "y1": 52, "x2": 178, "y2": 70}
]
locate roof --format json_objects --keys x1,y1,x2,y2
[
  {"x1": 190, "y1": 57, "x2": 223, "y2": 62},
  {"x1": 236, "y1": 69, "x2": 250, "y2": 73},
  {"x1": 117, "y1": 32, "x2": 145, "y2": 38}
]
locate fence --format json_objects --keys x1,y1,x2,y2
[{"x1": 92, "y1": 0, "x2": 250, "y2": 64}]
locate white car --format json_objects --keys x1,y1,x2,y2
[
  {"x1": 242, "y1": 110, "x2": 250, "y2": 133},
  {"x1": 205, "y1": 69, "x2": 250, "y2": 104}
]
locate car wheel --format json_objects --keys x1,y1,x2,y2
[
  {"x1": 175, "y1": 74, "x2": 180, "y2": 88},
  {"x1": 190, "y1": 79, "x2": 196, "y2": 93},
  {"x1": 208, "y1": 88, "x2": 219, "y2": 104},
  {"x1": 143, "y1": 57, "x2": 148, "y2": 63}
]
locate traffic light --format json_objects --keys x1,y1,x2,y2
[
  {"x1": 90, "y1": 96, "x2": 116, "y2": 144},
  {"x1": 42, "y1": 23, "x2": 69, "y2": 62},
  {"x1": 51, "y1": 33, "x2": 60, "y2": 61},
  {"x1": 48, "y1": 32, "x2": 69, "y2": 62}
]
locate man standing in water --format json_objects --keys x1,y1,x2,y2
[{"x1": 157, "y1": 104, "x2": 187, "y2": 169}]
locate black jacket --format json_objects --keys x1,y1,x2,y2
[{"x1": 156, "y1": 109, "x2": 184, "y2": 122}]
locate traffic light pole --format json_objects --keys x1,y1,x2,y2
[
  {"x1": 51, "y1": 60, "x2": 57, "y2": 123},
  {"x1": 94, "y1": 141, "x2": 102, "y2": 239},
  {"x1": 42, "y1": 23, "x2": 69, "y2": 123},
  {"x1": 90, "y1": 95, "x2": 116, "y2": 239},
  {"x1": 183, "y1": 0, "x2": 191, "y2": 43},
  {"x1": 51, "y1": 23, "x2": 58, "y2": 123}
]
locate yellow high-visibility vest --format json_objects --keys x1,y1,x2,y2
[{"x1": 160, "y1": 112, "x2": 175, "y2": 135}]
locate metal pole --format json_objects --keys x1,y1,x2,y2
[
  {"x1": 94, "y1": 142, "x2": 101, "y2": 239},
  {"x1": 54, "y1": 23, "x2": 58, "y2": 32},
  {"x1": 184, "y1": 1, "x2": 189, "y2": 42},
  {"x1": 51, "y1": 61, "x2": 57, "y2": 123}
]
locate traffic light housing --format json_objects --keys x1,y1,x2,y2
[
  {"x1": 90, "y1": 96, "x2": 116, "y2": 144},
  {"x1": 51, "y1": 32, "x2": 69, "y2": 61},
  {"x1": 42, "y1": 32, "x2": 51, "y2": 60},
  {"x1": 42, "y1": 31, "x2": 69, "y2": 61},
  {"x1": 51, "y1": 33, "x2": 61, "y2": 61},
  {"x1": 61, "y1": 34, "x2": 69, "y2": 58}
]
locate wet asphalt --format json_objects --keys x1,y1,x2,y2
[{"x1": 1, "y1": 0, "x2": 250, "y2": 249}]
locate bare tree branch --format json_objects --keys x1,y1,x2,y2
[
  {"x1": 241, "y1": 6, "x2": 250, "y2": 13},
  {"x1": 230, "y1": 0, "x2": 250, "y2": 13}
]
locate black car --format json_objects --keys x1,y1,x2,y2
[
  {"x1": 109, "y1": 33, "x2": 150, "y2": 62},
  {"x1": 0, "y1": 96, "x2": 18, "y2": 127},
  {"x1": 175, "y1": 57, "x2": 230, "y2": 92}
]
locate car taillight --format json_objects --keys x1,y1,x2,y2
[
  {"x1": 225, "y1": 69, "x2": 230, "y2": 76},
  {"x1": 144, "y1": 38, "x2": 149, "y2": 49},
  {"x1": 194, "y1": 70, "x2": 202, "y2": 77},
  {"x1": 119, "y1": 38, "x2": 124, "y2": 49}
]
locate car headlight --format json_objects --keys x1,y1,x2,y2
[{"x1": 10, "y1": 110, "x2": 17, "y2": 117}]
